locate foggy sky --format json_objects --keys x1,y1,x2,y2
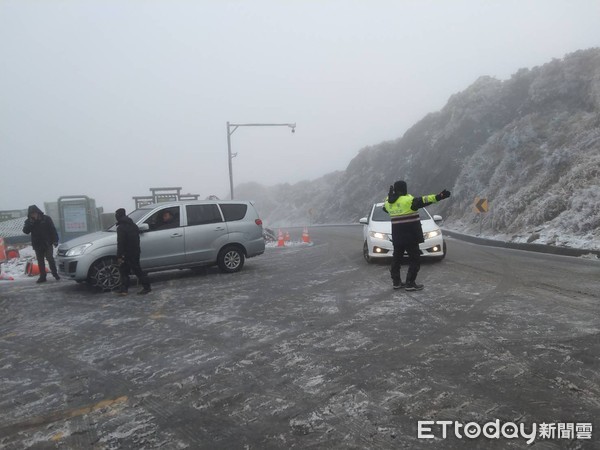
[{"x1": 1, "y1": 0, "x2": 599, "y2": 213}]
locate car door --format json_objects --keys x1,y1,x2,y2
[
  {"x1": 139, "y1": 206, "x2": 186, "y2": 269},
  {"x1": 184, "y1": 204, "x2": 228, "y2": 263}
]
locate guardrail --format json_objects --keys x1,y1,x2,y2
[
  {"x1": 442, "y1": 229, "x2": 600, "y2": 258},
  {"x1": 269, "y1": 223, "x2": 599, "y2": 258}
]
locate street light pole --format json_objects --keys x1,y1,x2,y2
[
  {"x1": 226, "y1": 121, "x2": 234, "y2": 200},
  {"x1": 226, "y1": 122, "x2": 296, "y2": 200}
]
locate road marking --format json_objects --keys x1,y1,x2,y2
[
  {"x1": 67, "y1": 395, "x2": 128, "y2": 418},
  {"x1": 51, "y1": 432, "x2": 64, "y2": 442},
  {"x1": 0, "y1": 332, "x2": 18, "y2": 340},
  {"x1": 0, "y1": 396, "x2": 129, "y2": 436}
]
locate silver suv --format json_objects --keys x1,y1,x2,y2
[{"x1": 56, "y1": 201, "x2": 265, "y2": 290}]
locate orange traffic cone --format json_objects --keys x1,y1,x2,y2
[
  {"x1": 284, "y1": 231, "x2": 291, "y2": 242},
  {"x1": 0, "y1": 238, "x2": 6, "y2": 262},
  {"x1": 25, "y1": 261, "x2": 49, "y2": 276},
  {"x1": 277, "y1": 229, "x2": 285, "y2": 247},
  {"x1": 26, "y1": 261, "x2": 39, "y2": 276},
  {"x1": 302, "y1": 227, "x2": 311, "y2": 243}
]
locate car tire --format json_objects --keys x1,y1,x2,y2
[
  {"x1": 363, "y1": 241, "x2": 372, "y2": 263},
  {"x1": 88, "y1": 257, "x2": 121, "y2": 291},
  {"x1": 217, "y1": 246, "x2": 245, "y2": 273}
]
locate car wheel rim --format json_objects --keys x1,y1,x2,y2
[
  {"x1": 224, "y1": 251, "x2": 241, "y2": 269},
  {"x1": 92, "y1": 260, "x2": 120, "y2": 289}
]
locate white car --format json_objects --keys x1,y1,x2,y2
[{"x1": 359, "y1": 203, "x2": 446, "y2": 262}]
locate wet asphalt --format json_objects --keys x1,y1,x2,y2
[{"x1": 1, "y1": 226, "x2": 599, "y2": 449}]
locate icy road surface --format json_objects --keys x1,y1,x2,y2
[{"x1": 1, "y1": 226, "x2": 599, "y2": 449}]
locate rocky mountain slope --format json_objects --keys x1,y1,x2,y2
[{"x1": 236, "y1": 48, "x2": 600, "y2": 249}]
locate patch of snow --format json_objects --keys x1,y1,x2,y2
[
  {"x1": 1, "y1": 246, "x2": 39, "y2": 281},
  {"x1": 265, "y1": 240, "x2": 314, "y2": 248}
]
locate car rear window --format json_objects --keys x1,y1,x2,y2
[
  {"x1": 219, "y1": 204, "x2": 248, "y2": 221},
  {"x1": 186, "y1": 204, "x2": 223, "y2": 226}
]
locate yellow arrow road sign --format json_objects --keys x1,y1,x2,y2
[{"x1": 473, "y1": 197, "x2": 489, "y2": 213}]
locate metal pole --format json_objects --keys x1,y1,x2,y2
[
  {"x1": 226, "y1": 122, "x2": 296, "y2": 201},
  {"x1": 226, "y1": 122, "x2": 234, "y2": 200}
]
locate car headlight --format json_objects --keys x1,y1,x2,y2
[
  {"x1": 65, "y1": 243, "x2": 93, "y2": 256},
  {"x1": 423, "y1": 230, "x2": 441, "y2": 240},
  {"x1": 369, "y1": 231, "x2": 391, "y2": 240}
]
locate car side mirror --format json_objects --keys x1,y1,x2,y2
[
  {"x1": 139, "y1": 223, "x2": 150, "y2": 233},
  {"x1": 433, "y1": 215, "x2": 443, "y2": 224},
  {"x1": 359, "y1": 217, "x2": 368, "y2": 225}
]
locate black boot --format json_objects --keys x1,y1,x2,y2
[
  {"x1": 405, "y1": 282, "x2": 424, "y2": 291},
  {"x1": 391, "y1": 266, "x2": 405, "y2": 289},
  {"x1": 393, "y1": 280, "x2": 406, "y2": 289},
  {"x1": 117, "y1": 285, "x2": 128, "y2": 295}
]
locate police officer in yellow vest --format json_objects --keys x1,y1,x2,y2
[{"x1": 384, "y1": 181, "x2": 451, "y2": 291}]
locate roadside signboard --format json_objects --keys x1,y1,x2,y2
[{"x1": 474, "y1": 197, "x2": 489, "y2": 214}]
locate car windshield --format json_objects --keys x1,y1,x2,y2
[
  {"x1": 107, "y1": 208, "x2": 153, "y2": 231},
  {"x1": 371, "y1": 205, "x2": 432, "y2": 221}
]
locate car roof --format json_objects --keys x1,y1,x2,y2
[{"x1": 138, "y1": 200, "x2": 254, "y2": 209}]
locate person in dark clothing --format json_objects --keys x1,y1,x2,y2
[
  {"x1": 115, "y1": 208, "x2": 151, "y2": 295},
  {"x1": 383, "y1": 181, "x2": 451, "y2": 291},
  {"x1": 155, "y1": 210, "x2": 178, "y2": 230},
  {"x1": 22, "y1": 205, "x2": 60, "y2": 283}
]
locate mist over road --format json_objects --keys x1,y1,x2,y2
[{"x1": 1, "y1": 226, "x2": 599, "y2": 448}]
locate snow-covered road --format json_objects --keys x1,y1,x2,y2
[{"x1": 1, "y1": 226, "x2": 599, "y2": 449}]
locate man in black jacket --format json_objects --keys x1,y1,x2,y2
[
  {"x1": 115, "y1": 208, "x2": 151, "y2": 295},
  {"x1": 22, "y1": 205, "x2": 60, "y2": 283}
]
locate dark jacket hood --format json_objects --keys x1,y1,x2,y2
[
  {"x1": 388, "y1": 180, "x2": 408, "y2": 203},
  {"x1": 393, "y1": 181, "x2": 408, "y2": 196},
  {"x1": 27, "y1": 205, "x2": 44, "y2": 216}
]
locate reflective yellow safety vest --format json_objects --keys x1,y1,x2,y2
[{"x1": 384, "y1": 194, "x2": 438, "y2": 224}]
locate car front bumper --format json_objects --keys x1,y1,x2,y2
[
  {"x1": 367, "y1": 234, "x2": 444, "y2": 259},
  {"x1": 57, "y1": 253, "x2": 96, "y2": 281}
]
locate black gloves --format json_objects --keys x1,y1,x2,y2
[{"x1": 436, "y1": 189, "x2": 451, "y2": 201}]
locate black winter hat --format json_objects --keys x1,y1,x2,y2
[
  {"x1": 115, "y1": 208, "x2": 126, "y2": 220},
  {"x1": 393, "y1": 180, "x2": 408, "y2": 195}
]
